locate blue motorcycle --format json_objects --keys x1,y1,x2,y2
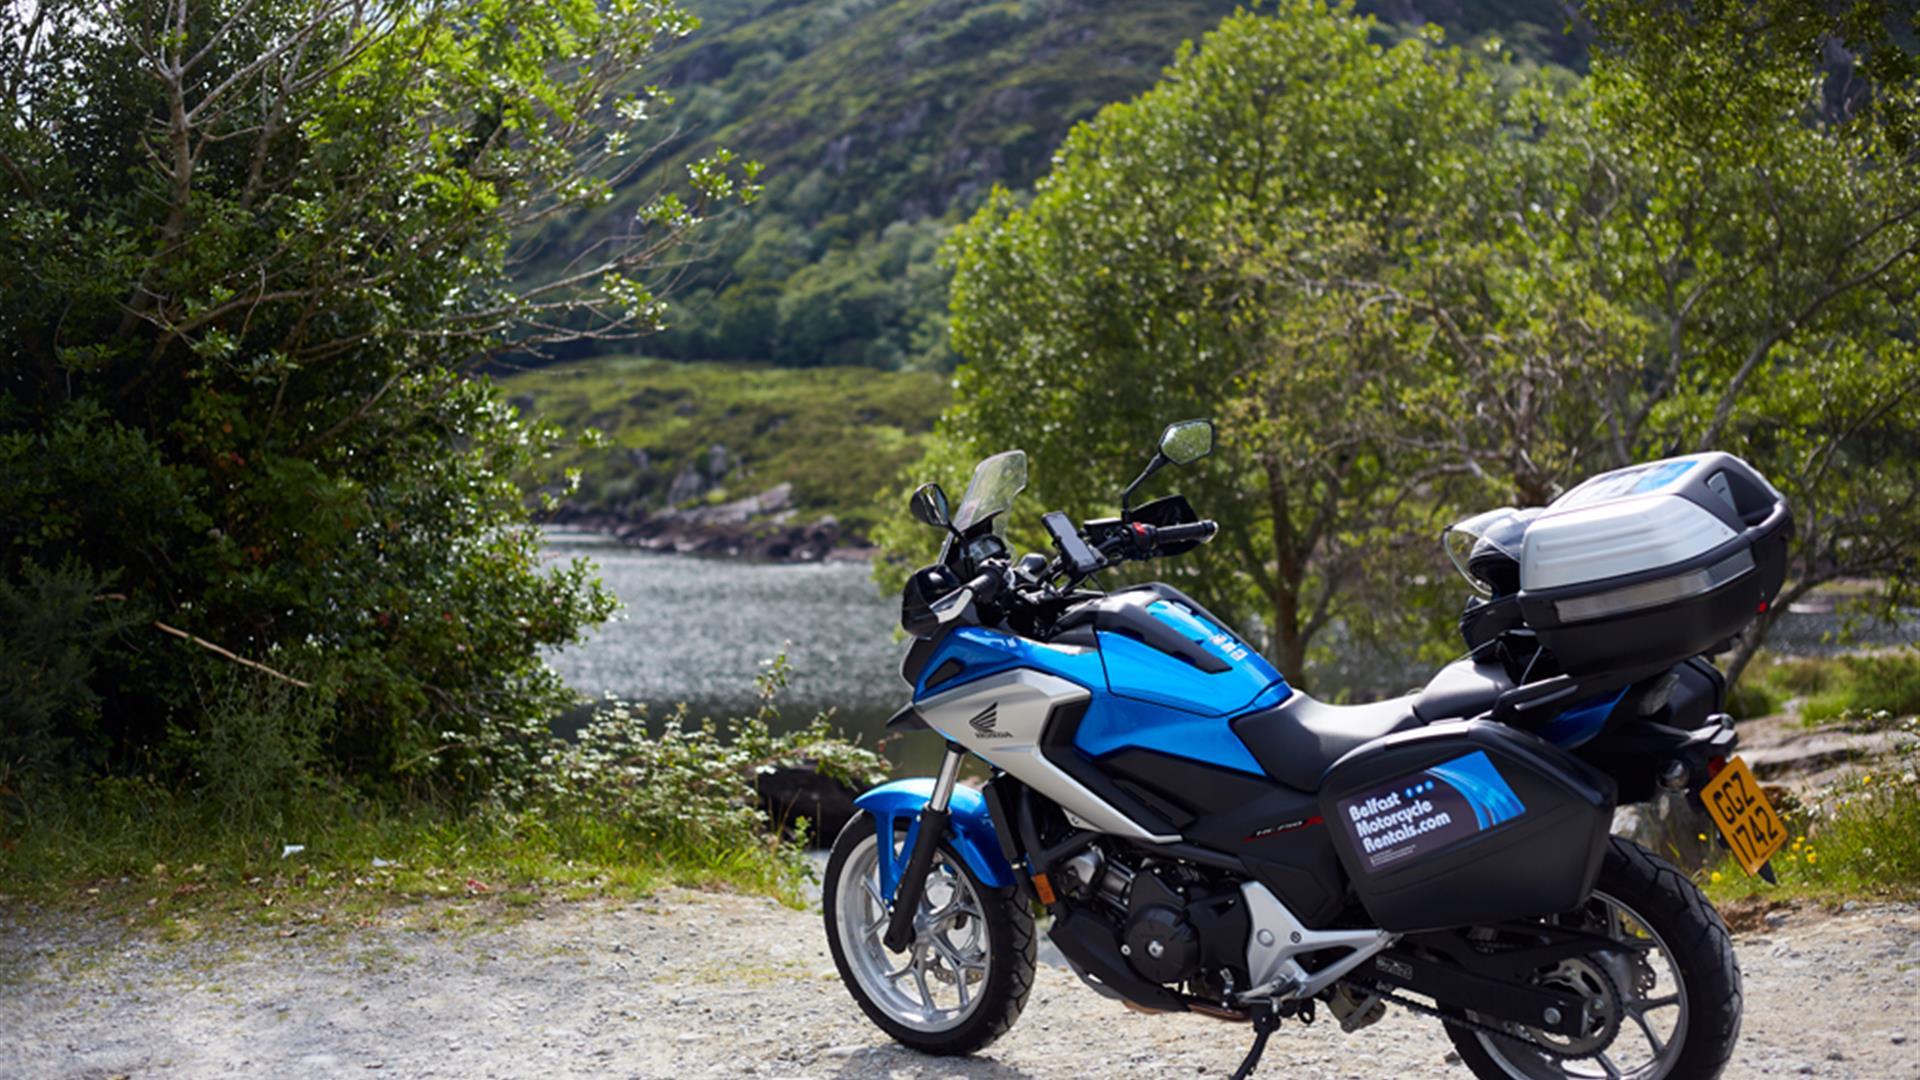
[{"x1": 824, "y1": 420, "x2": 1791, "y2": 1079}]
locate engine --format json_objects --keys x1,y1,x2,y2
[{"x1": 1058, "y1": 844, "x2": 1250, "y2": 998}]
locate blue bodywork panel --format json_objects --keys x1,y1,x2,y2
[
  {"x1": 1099, "y1": 600, "x2": 1285, "y2": 716},
  {"x1": 854, "y1": 779, "x2": 1013, "y2": 901},
  {"x1": 910, "y1": 626, "x2": 1104, "y2": 700},
  {"x1": 1539, "y1": 689, "x2": 1627, "y2": 749},
  {"x1": 905, "y1": 595, "x2": 1290, "y2": 775},
  {"x1": 899, "y1": 585, "x2": 1615, "y2": 780},
  {"x1": 1074, "y1": 687, "x2": 1278, "y2": 775}
]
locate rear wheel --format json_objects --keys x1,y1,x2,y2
[
  {"x1": 1446, "y1": 837, "x2": 1741, "y2": 1079},
  {"x1": 822, "y1": 814, "x2": 1035, "y2": 1055}
]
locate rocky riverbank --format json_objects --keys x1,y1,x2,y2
[{"x1": 549, "y1": 482, "x2": 875, "y2": 563}]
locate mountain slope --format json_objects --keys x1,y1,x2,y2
[
  {"x1": 511, "y1": 357, "x2": 948, "y2": 535},
  {"x1": 530, "y1": 0, "x2": 1590, "y2": 370}
]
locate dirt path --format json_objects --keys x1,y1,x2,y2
[{"x1": 5, "y1": 889, "x2": 1918, "y2": 1079}]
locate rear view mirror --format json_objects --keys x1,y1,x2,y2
[
  {"x1": 909, "y1": 482, "x2": 951, "y2": 530},
  {"x1": 1159, "y1": 419, "x2": 1215, "y2": 466}
]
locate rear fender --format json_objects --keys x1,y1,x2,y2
[
  {"x1": 855, "y1": 779, "x2": 1014, "y2": 899},
  {"x1": 1577, "y1": 713, "x2": 1738, "y2": 805}
]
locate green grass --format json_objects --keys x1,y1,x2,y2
[
  {"x1": 506, "y1": 356, "x2": 947, "y2": 532},
  {"x1": 0, "y1": 781, "x2": 809, "y2": 938},
  {"x1": 1729, "y1": 650, "x2": 1920, "y2": 725},
  {"x1": 1700, "y1": 715, "x2": 1920, "y2": 906}
]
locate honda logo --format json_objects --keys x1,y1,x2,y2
[{"x1": 968, "y1": 703, "x2": 1011, "y2": 739}]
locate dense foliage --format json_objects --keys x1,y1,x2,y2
[
  {"x1": 891, "y1": 0, "x2": 1919, "y2": 692},
  {"x1": 0, "y1": 0, "x2": 756, "y2": 792},
  {"x1": 527, "y1": 0, "x2": 1591, "y2": 372}
]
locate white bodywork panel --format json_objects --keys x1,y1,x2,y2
[
  {"x1": 1521, "y1": 494, "x2": 1735, "y2": 591},
  {"x1": 915, "y1": 667, "x2": 1177, "y2": 843}
]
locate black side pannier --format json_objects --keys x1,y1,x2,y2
[{"x1": 1318, "y1": 721, "x2": 1615, "y2": 933}]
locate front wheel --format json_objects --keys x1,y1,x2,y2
[
  {"x1": 822, "y1": 813, "x2": 1035, "y2": 1055},
  {"x1": 1447, "y1": 836, "x2": 1742, "y2": 1079}
]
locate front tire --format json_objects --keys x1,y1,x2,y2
[
  {"x1": 822, "y1": 813, "x2": 1036, "y2": 1055},
  {"x1": 1447, "y1": 836, "x2": 1742, "y2": 1079}
]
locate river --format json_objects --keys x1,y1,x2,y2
[{"x1": 540, "y1": 532, "x2": 911, "y2": 754}]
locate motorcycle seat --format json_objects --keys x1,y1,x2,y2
[
  {"x1": 1230, "y1": 691, "x2": 1421, "y2": 792},
  {"x1": 1411, "y1": 657, "x2": 1514, "y2": 722}
]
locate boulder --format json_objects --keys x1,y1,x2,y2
[
  {"x1": 756, "y1": 763, "x2": 860, "y2": 848},
  {"x1": 1611, "y1": 791, "x2": 1718, "y2": 870},
  {"x1": 665, "y1": 464, "x2": 708, "y2": 505}
]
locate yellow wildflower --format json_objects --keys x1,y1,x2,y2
[{"x1": 1710, "y1": 871, "x2": 1723, "y2": 883}]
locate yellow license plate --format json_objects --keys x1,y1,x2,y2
[{"x1": 1701, "y1": 756, "x2": 1787, "y2": 876}]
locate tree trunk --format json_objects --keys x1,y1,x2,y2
[
  {"x1": 1720, "y1": 577, "x2": 1817, "y2": 690},
  {"x1": 1720, "y1": 611, "x2": 1776, "y2": 691},
  {"x1": 1272, "y1": 584, "x2": 1307, "y2": 690},
  {"x1": 1263, "y1": 459, "x2": 1309, "y2": 687}
]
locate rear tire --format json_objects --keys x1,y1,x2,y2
[
  {"x1": 1447, "y1": 836, "x2": 1741, "y2": 1079},
  {"x1": 822, "y1": 814, "x2": 1035, "y2": 1055}
]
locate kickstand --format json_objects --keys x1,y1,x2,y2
[{"x1": 1229, "y1": 1002, "x2": 1279, "y2": 1080}]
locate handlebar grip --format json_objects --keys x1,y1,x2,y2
[
  {"x1": 1154, "y1": 520, "x2": 1218, "y2": 546},
  {"x1": 928, "y1": 566, "x2": 1003, "y2": 625},
  {"x1": 963, "y1": 568, "x2": 1004, "y2": 604}
]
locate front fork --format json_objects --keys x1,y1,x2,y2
[{"x1": 883, "y1": 741, "x2": 965, "y2": 952}]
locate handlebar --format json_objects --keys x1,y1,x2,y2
[
  {"x1": 1150, "y1": 520, "x2": 1219, "y2": 547},
  {"x1": 1101, "y1": 519, "x2": 1219, "y2": 561},
  {"x1": 926, "y1": 516, "x2": 1217, "y2": 626},
  {"x1": 962, "y1": 567, "x2": 1005, "y2": 604},
  {"x1": 928, "y1": 564, "x2": 1007, "y2": 627}
]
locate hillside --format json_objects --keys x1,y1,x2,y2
[
  {"x1": 528, "y1": 0, "x2": 1590, "y2": 371},
  {"x1": 509, "y1": 358, "x2": 948, "y2": 543}
]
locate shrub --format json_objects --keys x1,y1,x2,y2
[
  {"x1": 0, "y1": 656, "x2": 890, "y2": 906},
  {"x1": 522, "y1": 656, "x2": 888, "y2": 863},
  {"x1": 1735, "y1": 651, "x2": 1920, "y2": 726},
  {"x1": 0, "y1": 1, "x2": 756, "y2": 792},
  {"x1": 168, "y1": 669, "x2": 334, "y2": 826},
  {"x1": 0, "y1": 557, "x2": 147, "y2": 776},
  {"x1": 1725, "y1": 677, "x2": 1783, "y2": 720},
  {"x1": 1829, "y1": 653, "x2": 1920, "y2": 720}
]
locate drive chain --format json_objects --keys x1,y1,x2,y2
[{"x1": 1338, "y1": 978, "x2": 1606, "y2": 1062}]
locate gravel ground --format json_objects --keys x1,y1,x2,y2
[{"x1": 4, "y1": 888, "x2": 1918, "y2": 1080}]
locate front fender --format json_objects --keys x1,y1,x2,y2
[{"x1": 855, "y1": 778, "x2": 1014, "y2": 900}]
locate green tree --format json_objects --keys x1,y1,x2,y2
[
  {"x1": 894, "y1": 0, "x2": 1919, "y2": 697},
  {"x1": 1409, "y1": 1, "x2": 1920, "y2": 684},
  {"x1": 915, "y1": 2, "x2": 1492, "y2": 684},
  {"x1": 0, "y1": 0, "x2": 757, "y2": 788}
]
